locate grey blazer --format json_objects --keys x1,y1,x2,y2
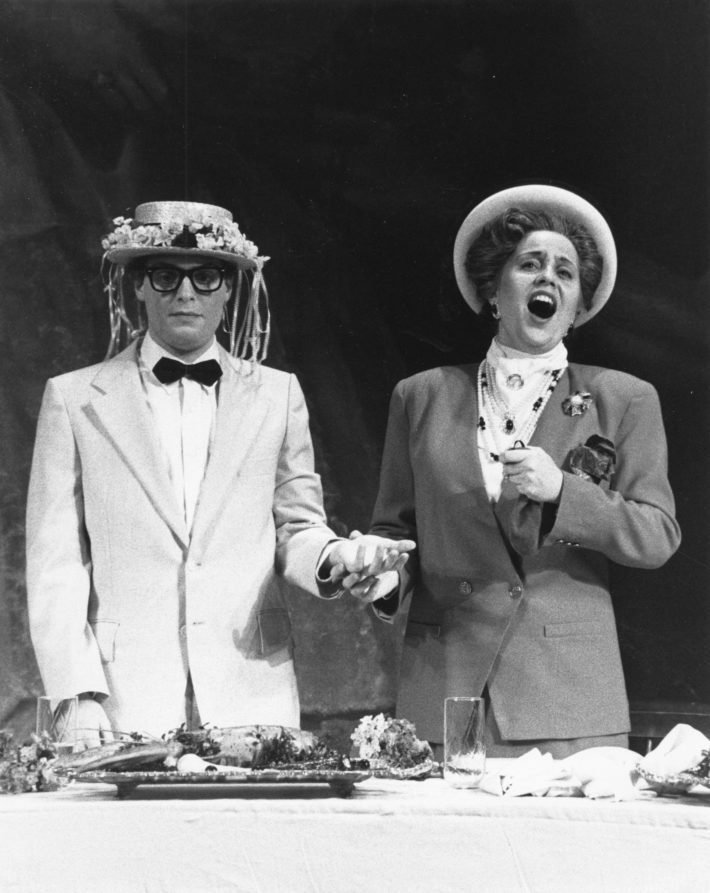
[{"x1": 371, "y1": 363, "x2": 681, "y2": 743}]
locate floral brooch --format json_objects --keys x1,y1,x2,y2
[
  {"x1": 562, "y1": 391, "x2": 594, "y2": 417},
  {"x1": 568, "y1": 435, "x2": 616, "y2": 484}
]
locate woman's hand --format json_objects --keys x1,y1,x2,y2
[
  {"x1": 325, "y1": 532, "x2": 415, "y2": 603},
  {"x1": 500, "y1": 446, "x2": 563, "y2": 503},
  {"x1": 343, "y1": 570, "x2": 401, "y2": 604}
]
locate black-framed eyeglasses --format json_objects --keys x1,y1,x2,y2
[{"x1": 145, "y1": 266, "x2": 227, "y2": 294}]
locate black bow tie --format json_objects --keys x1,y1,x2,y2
[{"x1": 152, "y1": 357, "x2": 223, "y2": 387}]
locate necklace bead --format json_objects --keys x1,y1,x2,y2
[{"x1": 477, "y1": 360, "x2": 563, "y2": 461}]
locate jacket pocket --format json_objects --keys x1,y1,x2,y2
[
  {"x1": 544, "y1": 620, "x2": 603, "y2": 638},
  {"x1": 89, "y1": 620, "x2": 120, "y2": 663},
  {"x1": 256, "y1": 609, "x2": 292, "y2": 656},
  {"x1": 406, "y1": 619, "x2": 442, "y2": 640}
]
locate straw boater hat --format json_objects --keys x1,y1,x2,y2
[
  {"x1": 101, "y1": 201, "x2": 270, "y2": 363},
  {"x1": 452, "y1": 184, "x2": 617, "y2": 326}
]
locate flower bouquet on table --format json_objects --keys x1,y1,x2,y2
[
  {"x1": 350, "y1": 714, "x2": 437, "y2": 780},
  {"x1": 0, "y1": 729, "x2": 68, "y2": 794}
]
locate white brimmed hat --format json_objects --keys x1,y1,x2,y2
[
  {"x1": 101, "y1": 201, "x2": 267, "y2": 270},
  {"x1": 453, "y1": 184, "x2": 616, "y2": 325}
]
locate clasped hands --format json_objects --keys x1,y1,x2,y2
[{"x1": 325, "y1": 532, "x2": 416, "y2": 604}]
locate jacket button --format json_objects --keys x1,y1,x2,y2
[
  {"x1": 458, "y1": 580, "x2": 473, "y2": 595},
  {"x1": 508, "y1": 584, "x2": 523, "y2": 599},
  {"x1": 179, "y1": 625, "x2": 187, "y2": 639}
]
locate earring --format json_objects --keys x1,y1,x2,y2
[{"x1": 490, "y1": 302, "x2": 501, "y2": 320}]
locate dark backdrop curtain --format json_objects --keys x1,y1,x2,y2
[{"x1": 0, "y1": 0, "x2": 707, "y2": 742}]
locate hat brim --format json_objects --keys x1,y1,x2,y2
[
  {"x1": 106, "y1": 245, "x2": 258, "y2": 271},
  {"x1": 452, "y1": 184, "x2": 616, "y2": 326}
]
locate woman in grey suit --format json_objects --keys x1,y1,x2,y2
[{"x1": 363, "y1": 185, "x2": 681, "y2": 758}]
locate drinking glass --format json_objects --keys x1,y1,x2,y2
[
  {"x1": 36, "y1": 696, "x2": 78, "y2": 755},
  {"x1": 444, "y1": 696, "x2": 486, "y2": 788}
]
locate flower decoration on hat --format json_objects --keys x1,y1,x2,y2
[
  {"x1": 562, "y1": 391, "x2": 594, "y2": 417},
  {"x1": 101, "y1": 211, "x2": 266, "y2": 268}
]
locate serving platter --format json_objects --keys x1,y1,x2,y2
[
  {"x1": 72, "y1": 767, "x2": 372, "y2": 798},
  {"x1": 369, "y1": 759, "x2": 440, "y2": 780},
  {"x1": 636, "y1": 765, "x2": 710, "y2": 795}
]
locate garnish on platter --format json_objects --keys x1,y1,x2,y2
[{"x1": 350, "y1": 714, "x2": 437, "y2": 779}]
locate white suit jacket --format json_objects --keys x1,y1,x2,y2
[{"x1": 26, "y1": 341, "x2": 337, "y2": 736}]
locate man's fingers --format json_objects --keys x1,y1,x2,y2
[
  {"x1": 355, "y1": 542, "x2": 367, "y2": 572},
  {"x1": 390, "y1": 538, "x2": 416, "y2": 552},
  {"x1": 341, "y1": 571, "x2": 361, "y2": 588},
  {"x1": 329, "y1": 562, "x2": 346, "y2": 581}
]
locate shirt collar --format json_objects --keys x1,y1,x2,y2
[
  {"x1": 488, "y1": 336, "x2": 568, "y2": 375},
  {"x1": 140, "y1": 332, "x2": 221, "y2": 388}
]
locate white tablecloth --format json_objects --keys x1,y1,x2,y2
[{"x1": 2, "y1": 773, "x2": 709, "y2": 892}]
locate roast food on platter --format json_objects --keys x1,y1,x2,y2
[
  {"x1": 57, "y1": 724, "x2": 363, "y2": 776},
  {"x1": 350, "y1": 714, "x2": 437, "y2": 779}
]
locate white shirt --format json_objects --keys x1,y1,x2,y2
[
  {"x1": 478, "y1": 338, "x2": 568, "y2": 501},
  {"x1": 139, "y1": 332, "x2": 220, "y2": 531}
]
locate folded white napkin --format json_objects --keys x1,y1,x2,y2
[
  {"x1": 638, "y1": 723, "x2": 710, "y2": 779},
  {"x1": 480, "y1": 746, "x2": 640, "y2": 800}
]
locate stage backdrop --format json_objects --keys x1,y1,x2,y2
[{"x1": 0, "y1": 0, "x2": 707, "y2": 745}]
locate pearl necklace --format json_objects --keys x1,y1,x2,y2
[{"x1": 477, "y1": 360, "x2": 563, "y2": 460}]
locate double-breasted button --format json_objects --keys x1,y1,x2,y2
[
  {"x1": 508, "y1": 584, "x2": 523, "y2": 600},
  {"x1": 458, "y1": 580, "x2": 473, "y2": 596}
]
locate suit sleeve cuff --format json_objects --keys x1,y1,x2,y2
[{"x1": 315, "y1": 539, "x2": 346, "y2": 599}]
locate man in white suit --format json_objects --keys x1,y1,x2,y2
[{"x1": 26, "y1": 201, "x2": 412, "y2": 744}]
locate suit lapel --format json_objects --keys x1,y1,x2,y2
[
  {"x1": 190, "y1": 351, "x2": 271, "y2": 551},
  {"x1": 84, "y1": 343, "x2": 190, "y2": 547},
  {"x1": 528, "y1": 367, "x2": 574, "y2": 464},
  {"x1": 458, "y1": 364, "x2": 511, "y2": 533},
  {"x1": 491, "y1": 369, "x2": 573, "y2": 554}
]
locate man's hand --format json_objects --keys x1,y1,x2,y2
[
  {"x1": 325, "y1": 533, "x2": 415, "y2": 604},
  {"x1": 500, "y1": 446, "x2": 563, "y2": 503},
  {"x1": 75, "y1": 699, "x2": 114, "y2": 751}
]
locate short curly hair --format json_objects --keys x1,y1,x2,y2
[{"x1": 464, "y1": 207, "x2": 603, "y2": 314}]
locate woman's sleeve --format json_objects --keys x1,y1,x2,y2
[
  {"x1": 512, "y1": 382, "x2": 681, "y2": 568},
  {"x1": 369, "y1": 381, "x2": 419, "y2": 620}
]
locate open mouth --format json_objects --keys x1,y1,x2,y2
[{"x1": 527, "y1": 293, "x2": 557, "y2": 320}]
